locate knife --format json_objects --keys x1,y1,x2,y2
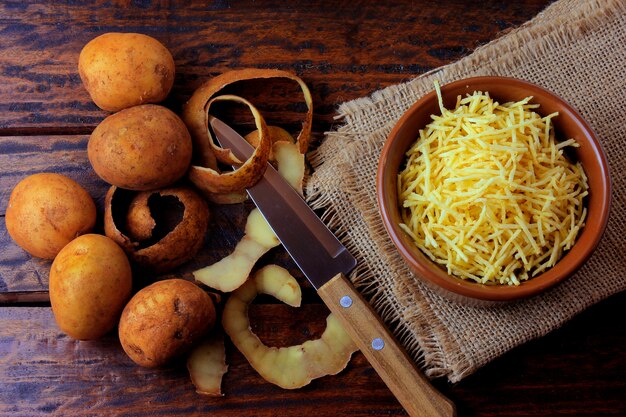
[{"x1": 210, "y1": 116, "x2": 456, "y2": 417}]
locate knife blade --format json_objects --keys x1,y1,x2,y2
[{"x1": 210, "y1": 116, "x2": 456, "y2": 417}]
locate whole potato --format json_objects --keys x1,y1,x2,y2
[
  {"x1": 6, "y1": 173, "x2": 96, "y2": 259},
  {"x1": 50, "y1": 234, "x2": 132, "y2": 340},
  {"x1": 78, "y1": 32, "x2": 175, "y2": 112},
  {"x1": 88, "y1": 104, "x2": 192, "y2": 190},
  {"x1": 119, "y1": 279, "x2": 216, "y2": 367}
]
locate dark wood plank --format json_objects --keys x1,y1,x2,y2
[
  {"x1": 447, "y1": 291, "x2": 626, "y2": 417},
  {"x1": 0, "y1": 0, "x2": 551, "y2": 133},
  {"x1": 2, "y1": 293, "x2": 626, "y2": 417},
  {"x1": 11, "y1": 2, "x2": 626, "y2": 417},
  {"x1": 0, "y1": 304, "x2": 406, "y2": 417}
]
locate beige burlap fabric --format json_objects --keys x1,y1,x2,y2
[{"x1": 306, "y1": 0, "x2": 626, "y2": 382}]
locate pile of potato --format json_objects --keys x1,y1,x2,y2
[
  {"x1": 6, "y1": 32, "x2": 357, "y2": 396},
  {"x1": 6, "y1": 32, "x2": 215, "y2": 368}
]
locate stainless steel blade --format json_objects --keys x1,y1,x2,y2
[{"x1": 209, "y1": 117, "x2": 357, "y2": 288}]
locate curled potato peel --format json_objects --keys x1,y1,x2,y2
[
  {"x1": 188, "y1": 99, "x2": 306, "y2": 203},
  {"x1": 104, "y1": 185, "x2": 209, "y2": 274},
  {"x1": 222, "y1": 265, "x2": 357, "y2": 389},
  {"x1": 193, "y1": 208, "x2": 279, "y2": 292},
  {"x1": 205, "y1": 95, "x2": 267, "y2": 167},
  {"x1": 192, "y1": 136, "x2": 305, "y2": 292},
  {"x1": 182, "y1": 69, "x2": 312, "y2": 204},
  {"x1": 182, "y1": 68, "x2": 313, "y2": 166},
  {"x1": 188, "y1": 95, "x2": 271, "y2": 196}
]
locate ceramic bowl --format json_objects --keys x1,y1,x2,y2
[{"x1": 377, "y1": 76, "x2": 611, "y2": 304}]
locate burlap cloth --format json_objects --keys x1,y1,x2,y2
[{"x1": 306, "y1": 0, "x2": 626, "y2": 383}]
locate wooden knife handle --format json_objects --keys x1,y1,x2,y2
[{"x1": 317, "y1": 273, "x2": 456, "y2": 417}]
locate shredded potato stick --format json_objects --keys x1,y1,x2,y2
[{"x1": 398, "y1": 86, "x2": 588, "y2": 285}]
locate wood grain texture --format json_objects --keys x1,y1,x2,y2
[
  {"x1": 0, "y1": 305, "x2": 406, "y2": 417},
  {"x1": 0, "y1": 0, "x2": 550, "y2": 133},
  {"x1": 1, "y1": 293, "x2": 626, "y2": 417},
  {"x1": 3, "y1": 1, "x2": 624, "y2": 417}
]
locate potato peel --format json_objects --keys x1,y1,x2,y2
[
  {"x1": 104, "y1": 186, "x2": 210, "y2": 274},
  {"x1": 245, "y1": 125, "x2": 295, "y2": 161},
  {"x1": 187, "y1": 330, "x2": 228, "y2": 397},
  {"x1": 222, "y1": 265, "x2": 358, "y2": 389},
  {"x1": 188, "y1": 95, "x2": 271, "y2": 196},
  {"x1": 246, "y1": 126, "x2": 304, "y2": 194},
  {"x1": 254, "y1": 264, "x2": 302, "y2": 307},
  {"x1": 192, "y1": 137, "x2": 305, "y2": 292},
  {"x1": 193, "y1": 208, "x2": 279, "y2": 292},
  {"x1": 273, "y1": 141, "x2": 305, "y2": 196},
  {"x1": 205, "y1": 95, "x2": 268, "y2": 167},
  {"x1": 182, "y1": 68, "x2": 313, "y2": 166}
]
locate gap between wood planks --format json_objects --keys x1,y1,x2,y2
[{"x1": 0, "y1": 290, "x2": 50, "y2": 305}]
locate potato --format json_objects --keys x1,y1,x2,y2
[
  {"x1": 78, "y1": 32, "x2": 175, "y2": 112},
  {"x1": 119, "y1": 279, "x2": 216, "y2": 368},
  {"x1": 88, "y1": 104, "x2": 192, "y2": 190},
  {"x1": 49, "y1": 234, "x2": 132, "y2": 340},
  {"x1": 6, "y1": 173, "x2": 96, "y2": 260}
]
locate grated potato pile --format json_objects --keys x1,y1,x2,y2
[{"x1": 398, "y1": 83, "x2": 589, "y2": 285}]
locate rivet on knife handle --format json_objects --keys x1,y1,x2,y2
[{"x1": 318, "y1": 273, "x2": 457, "y2": 417}]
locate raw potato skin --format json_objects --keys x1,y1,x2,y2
[
  {"x1": 104, "y1": 186, "x2": 210, "y2": 274},
  {"x1": 193, "y1": 208, "x2": 279, "y2": 292},
  {"x1": 187, "y1": 330, "x2": 228, "y2": 396},
  {"x1": 88, "y1": 105, "x2": 192, "y2": 191},
  {"x1": 78, "y1": 32, "x2": 175, "y2": 112},
  {"x1": 6, "y1": 173, "x2": 96, "y2": 260},
  {"x1": 186, "y1": 95, "x2": 271, "y2": 201},
  {"x1": 124, "y1": 196, "x2": 155, "y2": 241},
  {"x1": 222, "y1": 265, "x2": 358, "y2": 389},
  {"x1": 118, "y1": 279, "x2": 216, "y2": 368},
  {"x1": 49, "y1": 234, "x2": 132, "y2": 340}
]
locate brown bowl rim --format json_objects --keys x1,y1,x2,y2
[{"x1": 376, "y1": 76, "x2": 612, "y2": 302}]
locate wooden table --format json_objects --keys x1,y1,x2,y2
[{"x1": 1, "y1": 1, "x2": 624, "y2": 416}]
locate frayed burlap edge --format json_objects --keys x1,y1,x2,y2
[
  {"x1": 335, "y1": 0, "x2": 625, "y2": 135},
  {"x1": 306, "y1": 0, "x2": 625, "y2": 383}
]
